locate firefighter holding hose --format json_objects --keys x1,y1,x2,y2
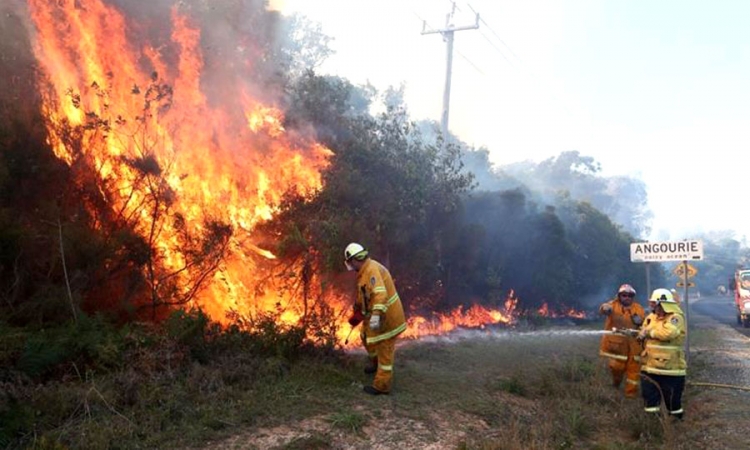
[
  {"x1": 599, "y1": 284, "x2": 646, "y2": 398},
  {"x1": 638, "y1": 288, "x2": 687, "y2": 419},
  {"x1": 344, "y1": 243, "x2": 407, "y2": 395}
]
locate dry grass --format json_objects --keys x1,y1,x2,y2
[{"x1": 4, "y1": 321, "x2": 748, "y2": 449}]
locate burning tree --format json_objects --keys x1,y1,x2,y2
[
  {"x1": 3, "y1": 0, "x2": 615, "y2": 342},
  {"x1": 22, "y1": 0, "x2": 332, "y2": 323}
]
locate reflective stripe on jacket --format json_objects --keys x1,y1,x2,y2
[
  {"x1": 356, "y1": 259, "x2": 407, "y2": 345},
  {"x1": 641, "y1": 312, "x2": 687, "y2": 376}
]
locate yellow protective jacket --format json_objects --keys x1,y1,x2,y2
[
  {"x1": 356, "y1": 258, "x2": 407, "y2": 345},
  {"x1": 641, "y1": 312, "x2": 687, "y2": 376},
  {"x1": 599, "y1": 299, "x2": 646, "y2": 362}
]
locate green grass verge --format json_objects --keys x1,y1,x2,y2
[{"x1": 1, "y1": 317, "x2": 738, "y2": 449}]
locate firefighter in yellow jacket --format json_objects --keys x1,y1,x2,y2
[
  {"x1": 638, "y1": 288, "x2": 687, "y2": 419},
  {"x1": 344, "y1": 243, "x2": 407, "y2": 395},
  {"x1": 599, "y1": 284, "x2": 646, "y2": 398}
]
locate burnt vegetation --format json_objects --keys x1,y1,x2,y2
[{"x1": 1, "y1": 1, "x2": 748, "y2": 449}]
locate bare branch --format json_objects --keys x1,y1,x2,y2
[{"x1": 57, "y1": 217, "x2": 78, "y2": 324}]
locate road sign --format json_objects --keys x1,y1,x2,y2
[
  {"x1": 673, "y1": 263, "x2": 698, "y2": 279},
  {"x1": 630, "y1": 240, "x2": 704, "y2": 262},
  {"x1": 676, "y1": 281, "x2": 696, "y2": 288}
]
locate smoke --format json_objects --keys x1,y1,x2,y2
[
  {"x1": 500, "y1": 151, "x2": 653, "y2": 238},
  {"x1": 103, "y1": 0, "x2": 287, "y2": 111},
  {"x1": 0, "y1": 1, "x2": 39, "y2": 119}
]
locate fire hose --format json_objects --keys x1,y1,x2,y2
[
  {"x1": 610, "y1": 327, "x2": 640, "y2": 337},
  {"x1": 688, "y1": 382, "x2": 750, "y2": 392},
  {"x1": 609, "y1": 329, "x2": 750, "y2": 391}
]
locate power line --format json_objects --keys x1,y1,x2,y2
[
  {"x1": 420, "y1": 2, "x2": 480, "y2": 137},
  {"x1": 455, "y1": 49, "x2": 485, "y2": 75},
  {"x1": 414, "y1": 9, "x2": 485, "y2": 76},
  {"x1": 476, "y1": 28, "x2": 514, "y2": 67},
  {"x1": 467, "y1": 3, "x2": 523, "y2": 64},
  {"x1": 411, "y1": 10, "x2": 432, "y2": 30},
  {"x1": 480, "y1": 17, "x2": 523, "y2": 63},
  {"x1": 448, "y1": 0, "x2": 463, "y2": 13},
  {"x1": 459, "y1": 2, "x2": 576, "y2": 118}
]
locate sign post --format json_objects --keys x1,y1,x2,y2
[{"x1": 630, "y1": 240, "x2": 703, "y2": 364}]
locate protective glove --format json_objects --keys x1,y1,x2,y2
[
  {"x1": 348, "y1": 310, "x2": 365, "y2": 327},
  {"x1": 601, "y1": 303, "x2": 613, "y2": 315},
  {"x1": 631, "y1": 314, "x2": 643, "y2": 326},
  {"x1": 369, "y1": 314, "x2": 381, "y2": 331},
  {"x1": 637, "y1": 329, "x2": 649, "y2": 343}
]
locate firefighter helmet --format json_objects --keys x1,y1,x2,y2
[
  {"x1": 650, "y1": 288, "x2": 682, "y2": 314},
  {"x1": 617, "y1": 284, "x2": 636, "y2": 295},
  {"x1": 650, "y1": 288, "x2": 673, "y2": 302},
  {"x1": 344, "y1": 243, "x2": 368, "y2": 271}
]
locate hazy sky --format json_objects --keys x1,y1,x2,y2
[{"x1": 273, "y1": 0, "x2": 750, "y2": 241}]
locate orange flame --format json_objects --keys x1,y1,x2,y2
[
  {"x1": 535, "y1": 302, "x2": 588, "y2": 320},
  {"x1": 403, "y1": 303, "x2": 516, "y2": 339},
  {"x1": 27, "y1": 0, "x2": 331, "y2": 322},
  {"x1": 25, "y1": 0, "x2": 588, "y2": 345}
]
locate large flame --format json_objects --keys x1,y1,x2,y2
[
  {"x1": 25, "y1": 0, "x2": 587, "y2": 346},
  {"x1": 27, "y1": 0, "x2": 331, "y2": 321}
]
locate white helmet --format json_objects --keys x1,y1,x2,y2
[
  {"x1": 650, "y1": 288, "x2": 682, "y2": 314},
  {"x1": 650, "y1": 288, "x2": 673, "y2": 302},
  {"x1": 617, "y1": 284, "x2": 636, "y2": 295},
  {"x1": 344, "y1": 243, "x2": 368, "y2": 271}
]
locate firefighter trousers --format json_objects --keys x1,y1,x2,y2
[
  {"x1": 608, "y1": 355, "x2": 640, "y2": 398},
  {"x1": 640, "y1": 372, "x2": 685, "y2": 418},
  {"x1": 362, "y1": 333, "x2": 397, "y2": 393}
]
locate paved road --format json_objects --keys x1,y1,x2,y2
[
  {"x1": 690, "y1": 294, "x2": 750, "y2": 338},
  {"x1": 685, "y1": 294, "x2": 750, "y2": 449}
]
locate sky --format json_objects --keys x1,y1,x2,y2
[{"x1": 271, "y1": 0, "x2": 750, "y2": 241}]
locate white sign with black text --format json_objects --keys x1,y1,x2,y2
[{"x1": 630, "y1": 240, "x2": 704, "y2": 262}]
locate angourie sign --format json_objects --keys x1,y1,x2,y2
[{"x1": 630, "y1": 240, "x2": 704, "y2": 262}]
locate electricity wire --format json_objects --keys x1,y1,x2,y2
[
  {"x1": 412, "y1": 9, "x2": 486, "y2": 76},
  {"x1": 467, "y1": 2, "x2": 523, "y2": 64}
]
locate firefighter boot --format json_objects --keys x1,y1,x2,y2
[{"x1": 363, "y1": 385, "x2": 388, "y2": 395}]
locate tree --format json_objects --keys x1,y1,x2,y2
[
  {"x1": 277, "y1": 14, "x2": 335, "y2": 79},
  {"x1": 687, "y1": 231, "x2": 750, "y2": 294},
  {"x1": 264, "y1": 73, "x2": 473, "y2": 312},
  {"x1": 503, "y1": 151, "x2": 652, "y2": 237}
]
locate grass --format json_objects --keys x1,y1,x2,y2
[
  {"x1": 326, "y1": 411, "x2": 367, "y2": 433},
  {"x1": 2, "y1": 318, "x2": 745, "y2": 449}
]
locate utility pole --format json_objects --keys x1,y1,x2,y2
[{"x1": 421, "y1": 1, "x2": 479, "y2": 138}]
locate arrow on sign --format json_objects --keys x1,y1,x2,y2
[
  {"x1": 676, "y1": 281, "x2": 696, "y2": 288},
  {"x1": 673, "y1": 264, "x2": 698, "y2": 279}
]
